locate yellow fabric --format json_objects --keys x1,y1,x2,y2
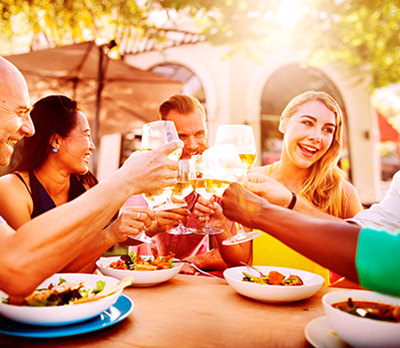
[
  {"x1": 252, "y1": 162, "x2": 331, "y2": 286},
  {"x1": 253, "y1": 232, "x2": 330, "y2": 286}
]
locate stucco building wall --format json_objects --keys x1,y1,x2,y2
[{"x1": 123, "y1": 41, "x2": 381, "y2": 204}]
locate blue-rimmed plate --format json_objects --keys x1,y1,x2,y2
[{"x1": 0, "y1": 294, "x2": 133, "y2": 338}]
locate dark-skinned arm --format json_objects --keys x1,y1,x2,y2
[{"x1": 221, "y1": 183, "x2": 360, "y2": 284}]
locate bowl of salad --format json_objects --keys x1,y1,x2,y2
[
  {"x1": 96, "y1": 246, "x2": 183, "y2": 287},
  {"x1": 0, "y1": 273, "x2": 132, "y2": 326},
  {"x1": 224, "y1": 266, "x2": 324, "y2": 303}
]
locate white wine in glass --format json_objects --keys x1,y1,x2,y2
[
  {"x1": 130, "y1": 121, "x2": 182, "y2": 244},
  {"x1": 215, "y1": 124, "x2": 262, "y2": 245},
  {"x1": 238, "y1": 153, "x2": 257, "y2": 173},
  {"x1": 141, "y1": 120, "x2": 187, "y2": 212},
  {"x1": 191, "y1": 178, "x2": 232, "y2": 198},
  {"x1": 189, "y1": 155, "x2": 224, "y2": 235},
  {"x1": 168, "y1": 159, "x2": 195, "y2": 235},
  {"x1": 190, "y1": 144, "x2": 246, "y2": 235}
]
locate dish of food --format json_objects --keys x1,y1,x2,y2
[
  {"x1": 224, "y1": 266, "x2": 324, "y2": 303},
  {"x1": 322, "y1": 290, "x2": 400, "y2": 348},
  {"x1": 0, "y1": 294, "x2": 133, "y2": 338},
  {"x1": 331, "y1": 297, "x2": 400, "y2": 323},
  {"x1": 242, "y1": 270, "x2": 303, "y2": 286},
  {"x1": 107, "y1": 246, "x2": 175, "y2": 271},
  {"x1": 96, "y1": 247, "x2": 183, "y2": 287},
  {"x1": 3, "y1": 278, "x2": 105, "y2": 307},
  {"x1": 0, "y1": 273, "x2": 132, "y2": 326}
]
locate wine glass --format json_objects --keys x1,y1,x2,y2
[
  {"x1": 167, "y1": 159, "x2": 195, "y2": 235},
  {"x1": 215, "y1": 124, "x2": 262, "y2": 245},
  {"x1": 130, "y1": 121, "x2": 182, "y2": 244},
  {"x1": 141, "y1": 120, "x2": 188, "y2": 211},
  {"x1": 190, "y1": 144, "x2": 246, "y2": 235}
]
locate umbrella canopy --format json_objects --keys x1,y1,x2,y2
[
  {"x1": 377, "y1": 111, "x2": 399, "y2": 143},
  {"x1": 5, "y1": 41, "x2": 183, "y2": 142}
]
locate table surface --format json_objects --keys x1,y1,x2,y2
[{"x1": 0, "y1": 274, "x2": 343, "y2": 348}]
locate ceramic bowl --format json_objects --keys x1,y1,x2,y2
[
  {"x1": 223, "y1": 266, "x2": 324, "y2": 303},
  {"x1": 96, "y1": 256, "x2": 183, "y2": 287},
  {"x1": 322, "y1": 289, "x2": 400, "y2": 348}
]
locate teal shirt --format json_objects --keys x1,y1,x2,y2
[{"x1": 356, "y1": 227, "x2": 400, "y2": 297}]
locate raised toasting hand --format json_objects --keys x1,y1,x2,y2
[
  {"x1": 121, "y1": 139, "x2": 183, "y2": 196},
  {"x1": 221, "y1": 182, "x2": 266, "y2": 230},
  {"x1": 245, "y1": 173, "x2": 294, "y2": 209}
]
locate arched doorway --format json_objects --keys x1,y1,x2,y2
[
  {"x1": 150, "y1": 63, "x2": 206, "y2": 106},
  {"x1": 260, "y1": 63, "x2": 351, "y2": 180}
]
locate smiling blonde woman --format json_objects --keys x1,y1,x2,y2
[{"x1": 200, "y1": 91, "x2": 363, "y2": 286}]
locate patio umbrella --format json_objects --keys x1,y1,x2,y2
[
  {"x1": 377, "y1": 111, "x2": 399, "y2": 143},
  {"x1": 5, "y1": 41, "x2": 183, "y2": 145}
]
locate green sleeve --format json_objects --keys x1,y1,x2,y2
[{"x1": 356, "y1": 228, "x2": 400, "y2": 297}]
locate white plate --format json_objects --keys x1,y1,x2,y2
[
  {"x1": 0, "y1": 295, "x2": 133, "y2": 338},
  {"x1": 96, "y1": 256, "x2": 183, "y2": 287},
  {"x1": 0, "y1": 273, "x2": 121, "y2": 326},
  {"x1": 305, "y1": 316, "x2": 352, "y2": 348},
  {"x1": 223, "y1": 266, "x2": 324, "y2": 303}
]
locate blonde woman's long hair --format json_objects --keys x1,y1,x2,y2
[{"x1": 281, "y1": 91, "x2": 347, "y2": 217}]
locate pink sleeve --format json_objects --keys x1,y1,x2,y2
[{"x1": 124, "y1": 194, "x2": 148, "y2": 207}]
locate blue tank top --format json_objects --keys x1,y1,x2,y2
[{"x1": 14, "y1": 171, "x2": 87, "y2": 218}]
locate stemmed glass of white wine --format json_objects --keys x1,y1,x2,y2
[
  {"x1": 131, "y1": 121, "x2": 184, "y2": 244},
  {"x1": 190, "y1": 144, "x2": 246, "y2": 235},
  {"x1": 167, "y1": 159, "x2": 195, "y2": 235},
  {"x1": 215, "y1": 124, "x2": 262, "y2": 245},
  {"x1": 141, "y1": 121, "x2": 187, "y2": 212}
]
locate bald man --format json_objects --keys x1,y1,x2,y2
[{"x1": 0, "y1": 56, "x2": 182, "y2": 296}]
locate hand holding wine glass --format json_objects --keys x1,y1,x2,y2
[
  {"x1": 190, "y1": 144, "x2": 246, "y2": 235},
  {"x1": 167, "y1": 159, "x2": 195, "y2": 235},
  {"x1": 189, "y1": 154, "x2": 223, "y2": 235},
  {"x1": 215, "y1": 124, "x2": 262, "y2": 245},
  {"x1": 141, "y1": 121, "x2": 188, "y2": 211},
  {"x1": 131, "y1": 120, "x2": 183, "y2": 243}
]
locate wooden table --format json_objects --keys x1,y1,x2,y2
[{"x1": 0, "y1": 274, "x2": 341, "y2": 348}]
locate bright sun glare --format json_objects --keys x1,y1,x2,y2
[{"x1": 274, "y1": 0, "x2": 305, "y2": 26}]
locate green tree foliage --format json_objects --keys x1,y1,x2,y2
[
  {"x1": 1, "y1": 0, "x2": 399, "y2": 88},
  {"x1": 0, "y1": 0, "x2": 159, "y2": 53},
  {"x1": 291, "y1": 0, "x2": 400, "y2": 89},
  {"x1": 156, "y1": 0, "x2": 400, "y2": 89}
]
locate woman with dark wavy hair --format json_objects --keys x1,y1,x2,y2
[{"x1": 0, "y1": 95, "x2": 154, "y2": 272}]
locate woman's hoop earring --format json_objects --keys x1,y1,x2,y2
[{"x1": 52, "y1": 144, "x2": 60, "y2": 153}]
